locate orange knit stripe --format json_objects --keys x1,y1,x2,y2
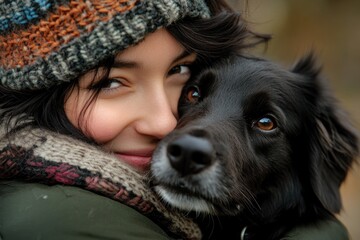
[{"x1": 0, "y1": 0, "x2": 137, "y2": 69}]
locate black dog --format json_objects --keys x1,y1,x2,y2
[{"x1": 151, "y1": 55, "x2": 359, "y2": 239}]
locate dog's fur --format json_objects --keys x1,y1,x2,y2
[{"x1": 151, "y1": 55, "x2": 359, "y2": 239}]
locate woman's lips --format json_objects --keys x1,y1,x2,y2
[{"x1": 115, "y1": 150, "x2": 154, "y2": 171}]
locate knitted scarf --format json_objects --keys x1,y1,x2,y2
[{"x1": 0, "y1": 126, "x2": 201, "y2": 239}]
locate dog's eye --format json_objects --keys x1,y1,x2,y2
[
  {"x1": 185, "y1": 85, "x2": 201, "y2": 103},
  {"x1": 254, "y1": 116, "x2": 277, "y2": 131}
]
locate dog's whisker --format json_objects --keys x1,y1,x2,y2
[
  {"x1": 245, "y1": 188, "x2": 262, "y2": 211},
  {"x1": 243, "y1": 195, "x2": 261, "y2": 215}
]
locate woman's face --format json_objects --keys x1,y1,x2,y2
[{"x1": 65, "y1": 28, "x2": 196, "y2": 172}]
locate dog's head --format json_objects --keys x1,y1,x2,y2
[{"x1": 151, "y1": 55, "x2": 358, "y2": 219}]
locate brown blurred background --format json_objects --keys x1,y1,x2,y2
[{"x1": 227, "y1": 0, "x2": 360, "y2": 239}]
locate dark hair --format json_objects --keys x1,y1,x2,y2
[{"x1": 0, "y1": 0, "x2": 270, "y2": 142}]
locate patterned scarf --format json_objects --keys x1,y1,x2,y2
[{"x1": 0, "y1": 126, "x2": 201, "y2": 239}]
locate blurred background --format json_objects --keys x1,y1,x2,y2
[{"x1": 227, "y1": 0, "x2": 360, "y2": 238}]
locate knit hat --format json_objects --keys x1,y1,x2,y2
[{"x1": 0, "y1": 0, "x2": 210, "y2": 90}]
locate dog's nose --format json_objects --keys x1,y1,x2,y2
[{"x1": 167, "y1": 134, "x2": 214, "y2": 176}]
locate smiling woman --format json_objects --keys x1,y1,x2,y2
[{"x1": 0, "y1": 0, "x2": 270, "y2": 239}]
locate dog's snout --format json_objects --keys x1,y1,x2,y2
[{"x1": 167, "y1": 134, "x2": 214, "y2": 176}]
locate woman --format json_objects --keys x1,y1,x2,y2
[
  {"x1": 0, "y1": 0, "x2": 267, "y2": 239},
  {"x1": 0, "y1": 0, "x2": 349, "y2": 239}
]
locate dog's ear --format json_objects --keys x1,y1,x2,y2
[
  {"x1": 292, "y1": 53, "x2": 321, "y2": 80},
  {"x1": 292, "y1": 54, "x2": 359, "y2": 213}
]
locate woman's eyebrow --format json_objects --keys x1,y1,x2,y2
[
  {"x1": 112, "y1": 60, "x2": 138, "y2": 69},
  {"x1": 172, "y1": 50, "x2": 192, "y2": 64},
  {"x1": 112, "y1": 50, "x2": 192, "y2": 69}
]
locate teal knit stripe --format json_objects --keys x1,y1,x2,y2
[{"x1": 0, "y1": 0, "x2": 60, "y2": 33}]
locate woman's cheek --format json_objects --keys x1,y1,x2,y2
[
  {"x1": 166, "y1": 84, "x2": 184, "y2": 119},
  {"x1": 85, "y1": 107, "x2": 125, "y2": 144}
]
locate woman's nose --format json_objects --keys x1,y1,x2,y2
[{"x1": 134, "y1": 92, "x2": 177, "y2": 139}]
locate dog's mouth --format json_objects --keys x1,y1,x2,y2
[
  {"x1": 154, "y1": 183, "x2": 243, "y2": 216},
  {"x1": 154, "y1": 183, "x2": 216, "y2": 214}
]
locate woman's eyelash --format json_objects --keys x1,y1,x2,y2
[
  {"x1": 89, "y1": 78, "x2": 122, "y2": 90},
  {"x1": 169, "y1": 64, "x2": 193, "y2": 75}
]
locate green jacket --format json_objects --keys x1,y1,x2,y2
[
  {"x1": 0, "y1": 181, "x2": 349, "y2": 240},
  {"x1": 0, "y1": 127, "x2": 202, "y2": 239},
  {"x1": 0, "y1": 181, "x2": 170, "y2": 240}
]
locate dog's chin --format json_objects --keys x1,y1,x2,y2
[{"x1": 155, "y1": 185, "x2": 216, "y2": 214}]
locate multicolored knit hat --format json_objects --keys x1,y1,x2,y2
[{"x1": 0, "y1": 0, "x2": 210, "y2": 90}]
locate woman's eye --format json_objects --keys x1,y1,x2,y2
[
  {"x1": 185, "y1": 85, "x2": 201, "y2": 103},
  {"x1": 103, "y1": 79, "x2": 122, "y2": 89},
  {"x1": 254, "y1": 116, "x2": 277, "y2": 131},
  {"x1": 169, "y1": 65, "x2": 191, "y2": 75},
  {"x1": 90, "y1": 78, "x2": 123, "y2": 91}
]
